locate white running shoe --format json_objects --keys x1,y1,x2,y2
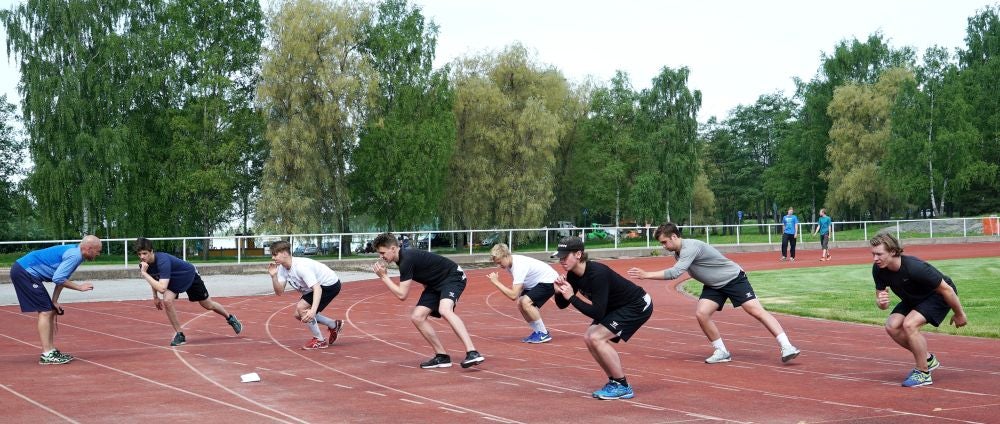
[
  {"x1": 781, "y1": 345, "x2": 801, "y2": 363},
  {"x1": 705, "y1": 349, "x2": 732, "y2": 364}
]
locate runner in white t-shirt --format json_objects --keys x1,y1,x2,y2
[
  {"x1": 268, "y1": 241, "x2": 344, "y2": 350},
  {"x1": 487, "y1": 243, "x2": 558, "y2": 343}
]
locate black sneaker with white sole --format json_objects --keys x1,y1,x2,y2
[
  {"x1": 461, "y1": 350, "x2": 484, "y2": 368},
  {"x1": 420, "y1": 354, "x2": 452, "y2": 369}
]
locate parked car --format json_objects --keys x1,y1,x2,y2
[
  {"x1": 302, "y1": 243, "x2": 318, "y2": 255},
  {"x1": 292, "y1": 245, "x2": 304, "y2": 256},
  {"x1": 480, "y1": 232, "x2": 503, "y2": 247},
  {"x1": 418, "y1": 233, "x2": 452, "y2": 250}
]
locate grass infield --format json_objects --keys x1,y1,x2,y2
[{"x1": 681, "y1": 257, "x2": 1000, "y2": 339}]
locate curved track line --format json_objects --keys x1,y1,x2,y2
[
  {"x1": 254, "y1": 292, "x2": 527, "y2": 424},
  {"x1": 0, "y1": 383, "x2": 80, "y2": 423}
]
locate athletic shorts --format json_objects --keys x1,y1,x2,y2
[
  {"x1": 179, "y1": 275, "x2": 210, "y2": 302},
  {"x1": 416, "y1": 271, "x2": 467, "y2": 318},
  {"x1": 700, "y1": 271, "x2": 757, "y2": 311},
  {"x1": 11, "y1": 262, "x2": 55, "y2": 313},
  {"x1": 820, "y1": 233, "x2": 829, "y2": 249},
  {"x1": 891, "y1": 282, "x2": 957, "y2": 327},
  {"x1": 300, "y1": 282, "x2": 341, "y2": 313},
  {"x1": 520, "y1": 282, "x2": 555, "y2": 308},
  {"x1": 595, "y1": 293, "x2": 653, "y2": 343}
]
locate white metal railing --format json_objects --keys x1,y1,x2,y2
[{"x1": 1, "y1": 216, "x2": 996, "y2": 268}]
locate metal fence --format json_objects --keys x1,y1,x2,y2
[{"x1": 1, "y1": 216, "x2": 997, "y2": 267}]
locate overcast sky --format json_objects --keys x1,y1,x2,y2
[{"x1": 1, "y1": 0, "x2": 995, "y2": 122}]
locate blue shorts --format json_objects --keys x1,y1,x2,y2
[{"x1": 11, "y1": 262, "x2": 55, "y2": 313}]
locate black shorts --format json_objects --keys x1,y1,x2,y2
[
  {"x1": 417, "y1": 271, "x2": 467, "y2": 318},
  {"x1": 700, "y1": 272, "x2": 757, "y2": 311},
  {"x1": 182, "y1": 275, "x2": 210, "y2": 302},
  {"x1": 596, "y1": 293, "x2": 653, "y2": 343},
  {"x1": 520, "y1": 283, "x2": 555, "y2": 308},
  {"x1": 299, "y1": 282, "x2": 341, "y2": 313},
  {"x1": 820, "y1": 233, "x2": 830, "y2": 249},
  {"x1": 891, "y1": 286, "x2": 956, "y2": 327}
]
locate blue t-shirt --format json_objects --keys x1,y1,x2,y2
[
  {"x1": 142, "y1": 252, "x2": 198, "y2": 294},
  {"x1": 782, "y1": 214, "x2": 799, "y2": 235},
  {"x1": 817, "y1": 216, "x2": 832, "y2": 235},
  {"x1": 16, "y1": 245, "x2": 84, "y2": 284}
]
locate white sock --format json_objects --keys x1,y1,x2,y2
[
  {"x1": 315, "y1": 313, "x2": 337, "y2": 327},
  {"x1": 530, "y1": 320, "x2": 547, "y2": 334},
  {"x1": 711, "y1": 338, "x2": 728, "y2": 353},
  {"x1": 306, "y1": 319, "x2": 324, "y2": 340},
  {"x1": 776, "y1": 333, "x2": 792, "y2": 349},
  {"x1": 43, "y1": 349, "x2": 55, "y2": 356}
]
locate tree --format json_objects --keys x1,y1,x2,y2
[
  {"x1": 888, "y1": 46, "x2": 994, "y2": 217},
  {"x1": 0, "y1": 95, "x2": 25, "y2": 240},
  {"x1": 825, "y1": 68, "x2": 913, "y2": 217},
  {"x1": 956, "y1": 5, "x2": 1000, "y2": 213},
  {"x1": 775, "y1": 33, "x2": 914, "y2": 220},
  {"x1": 257, "y1": 0, "x2": 377, "y2": 235},
  {"x1": 446, "y1": 44, "x2": 569, "y2": 236},
  {"x1": 635, "y1": 66, "x2": 702, "y2": 224},
  {"x1": 352, "y1": 0, "x2": 454, "y2": 232}
]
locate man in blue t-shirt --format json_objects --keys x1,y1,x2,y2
[
  {"x1": 812, "y1": 208, "x2": 833, "y2": 261},
  {"x1": 135, "y1": 237, "x2": 243, "y2": 346},
  {"x1": 780, "y1": 207, "x2": 799, "y2": 262},
  {"x1": 10, "y1": 235, "x2": 102, "y2": 365}
]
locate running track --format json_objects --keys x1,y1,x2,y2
[{"x1": 2, "y1": 242, "x2": 998, "y2": 423}]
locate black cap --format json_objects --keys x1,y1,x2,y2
[{"x1": 551, "y1": 236, "x2": 584, "y2": 258}]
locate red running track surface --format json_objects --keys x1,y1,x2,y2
[{"x1": 2, "y1": 242, "x2": 998, "y2": 423}]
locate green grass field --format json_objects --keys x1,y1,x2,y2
[{"x1": 681, "y1": 257, "x2": 1000, "y2": 338}]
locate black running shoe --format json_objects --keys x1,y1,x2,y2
[{"x1": 461, "y1": 350, "x2": 485, "y2": 368}]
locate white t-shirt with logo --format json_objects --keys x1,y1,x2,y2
[
  {"x1": 277, "y1": 257, "x2": 340, "y2": 294},
  {"x1": 507, "y1": 255, "x2": 558, "y2": 290}
]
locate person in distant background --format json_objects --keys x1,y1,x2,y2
[
  {"x1": 135, "y1": 237, "x2": 242, "y2": 346},
  {"x1": 813, "y1": 208, "x2": 833, "y2": 261},
  {"x1": 268, "y1": 240, "x2": 344, "y2": 350},
  {"x1": 10, "y1": 235, "x2": 102, "y2": 365},
  {"x1": 780, "y1": 207, "x2": 799, "y2": 262},
  {"x1": 487, "y1": 243, "x2": 557, "y2": 343}
]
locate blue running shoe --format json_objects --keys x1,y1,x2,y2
[
  {"x1": 521, "y1": 331, "x2": 539, "y2": 343},
  {"x1": 534, "y1": 332, "x2": 552, "y2": 343},
  {"x1": 902, "y1": 368, "x2": 932, "y2": 387},
  {"x1": 593, "y1": 381, "x2": 634, "y2": 400}
]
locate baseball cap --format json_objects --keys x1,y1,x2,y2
[{"x1": 551, "y1": 236, "x2": 585, "y2": 258}]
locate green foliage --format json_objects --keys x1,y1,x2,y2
[
  {"x1": 956, "y1": 5, "x2": 1000, "y2": 213},
  {"x1": 257, "y1": 0, "x2": 377, "y2": 235},
  {"x1": 352, "y1": 0, "x2": 454, "y2": 231},
  {"x1": 446, "y1": 44, "x2": 568, "y2": 234}
]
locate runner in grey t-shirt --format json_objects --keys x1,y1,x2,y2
[{"x1": 628, "y1": 223, "x2": 801, "y2": 364}]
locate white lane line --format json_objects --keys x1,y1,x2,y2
[{"x1": 0, "y1": 384, "x2": 80, "y2": 423}]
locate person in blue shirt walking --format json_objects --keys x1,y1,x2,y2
[
  {"x1": 780, "y1": 207, "x2": 799, "y2": 262},
  {"x1": 135, "y1": 237, "x2": 243, "y2": 346},
  {"x1": 812, "y1": 208, "x2": 833, "y2": 261},
  {"x1": 10, "y1": 235, "x2": 103, "y2": 365}
]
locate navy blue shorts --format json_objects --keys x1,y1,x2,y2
[
  {"x1": 700, "y1": 272, "x2": 757, "y2": 311},
  {"x1": 416, "y1": 271, "x2": 467, "y2": 318},
  {"x1": 11, "y1": 262, "x2": 55, "y2": 313}
]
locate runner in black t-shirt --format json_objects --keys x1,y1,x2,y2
[
  {"x1": 870, "y1": 233, "x2": 967, "y2": 388},
  {"x1": 552, "y1": 236, "x2": 652, "y2": 400},
  {"x1": 371, "y1": 233, "x2": 484, "y2": 369}
]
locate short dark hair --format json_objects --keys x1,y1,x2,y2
[
  {"x1": 134, "y1": 237, "x2": 154, "y2": 253},
  {"x1": 654, "y1": 223, "x2": 682, "y2": 239},
  {"x1": 373, "y1": 232, "x2": 399, "y2": 249},
  {"x1": 270, "y1": 240, "x2": 291, "y2": 254}
]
